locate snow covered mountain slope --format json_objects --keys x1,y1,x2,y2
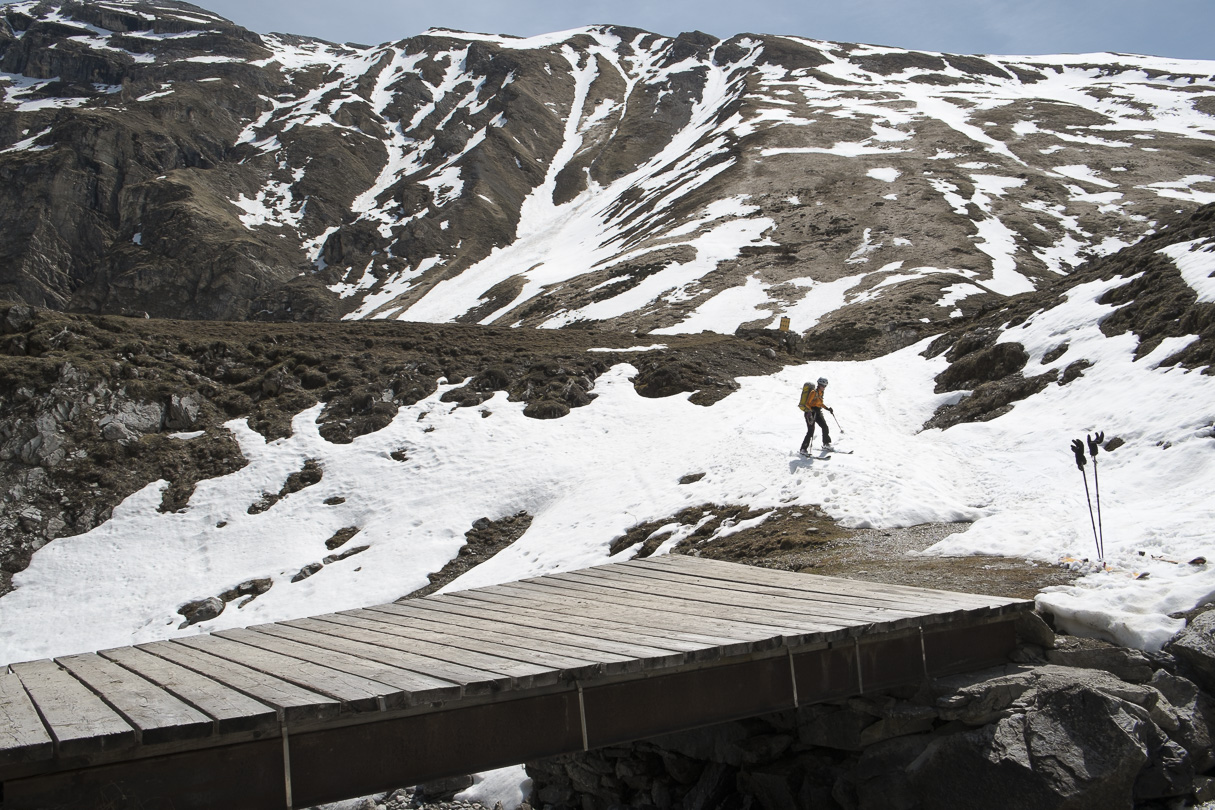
[
  {"x1": 1, "y1": 1, "x2": 1214, "y2": 666},
  {"x1": 1, "y1": 0, "x2": 1213, "y2": 352},
  {"x1": 0, "y1": 204, "x2": 1212, "y2": 663}
]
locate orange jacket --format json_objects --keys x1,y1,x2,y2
[{"x1": 799, "y1": 385, "x2": 825, "y2": 411}]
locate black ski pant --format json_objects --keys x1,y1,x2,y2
[{"x1": 800, "y1": 407, "x2": 830, "y2": 452}]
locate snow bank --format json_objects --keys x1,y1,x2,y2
[{"x1": 1, "y1": 264, "x2": 1214, "y2": 664}]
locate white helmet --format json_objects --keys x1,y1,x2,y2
[{"x1": 817, "y1": 377, "x2": 828, "y2": 386}]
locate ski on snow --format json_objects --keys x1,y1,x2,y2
[{"x1": 796, "y1": 448, "x2": 853, "y2": 458}]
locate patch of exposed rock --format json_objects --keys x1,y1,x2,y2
[
  {"x1": 0, "y1": 305, "x2": 797, "y2": 595},
  {"x1": 922, "y1": 203, "x2": 1215, "y2": 431},
  {"x1": 405, "y1": 512, "x2": 535, "y2": 599},
  {"x1": 177, "y1": 576, "x2": 272, "y2": 627}
]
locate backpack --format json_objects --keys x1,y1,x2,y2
[{"x1": 798, "y1": 383, "x2": 812, "y2": 410}]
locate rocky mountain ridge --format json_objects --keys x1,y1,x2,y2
[{"x1": 1, "y1": 0, "x2": 1213, "y2": 352}]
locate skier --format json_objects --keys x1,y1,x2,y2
[{"x1": 798, "y1": 377, "x2": 832, "y2": 454}]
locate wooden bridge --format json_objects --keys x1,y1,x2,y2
[{"x1": 0, "y1": 555, "x2": 1032, "y2": 809}]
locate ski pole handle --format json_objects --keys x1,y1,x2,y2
[
  {"x1": 1087, "y1": 431, "x2": 1104, "y2": 458},
  {"x1": 1071, "y1": 439, "x2": 1087, "y2": 470}
]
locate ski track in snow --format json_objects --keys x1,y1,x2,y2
[{"x1": 3, "y1": 264, "x2": 1214, "y2": 665}]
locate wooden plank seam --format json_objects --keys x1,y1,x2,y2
[
  {"x1": 10, "y1": 665, "x2": 57, "y2": 758},
  {"x1": 281, "y1": 713, "x2": 294, "y2": 810},
  {"x1": 62, "y1": 659, "x2": 144, "y2": 746}
]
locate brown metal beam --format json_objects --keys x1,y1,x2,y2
[
  {"x1": 924, "y1": 617, "x2": 1017, "y2": 676},
  {"x1": 2, "y1": 738, "x2": 286, "y2": 810},
  {"x1": 582, "y1": 656, "x2": 795, "y2": 748},
  {"x1": 290, "y1": 690, "x2": 583, "y2": 807}
]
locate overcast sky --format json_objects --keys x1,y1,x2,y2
[{"x1": 196, "y1": 0, "x2": 1214, "y2": 60}]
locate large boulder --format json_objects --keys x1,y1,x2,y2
[
  {"x1": 2, "y1": 304, "x2": 35, "y2": 333},
  {"x1": 1045, "y1": 635, "x2": 1154, "y2": 683},
  {"x1": 176, "y1": 596, "x2": 224, "y2": 628},
  {"x1": 98, "y1": 398, "x2": 165, "y2": 442},
  {"x1": 899, "y1": 687, "x2": 1151, "y2": 809},
  {"x1": 165, "y1": 393, "x2": 201, "y2": 430},
  {"x1": 1149, "y1": 669, "x2": 1215, "y2": 772},
  {"x1": 1165, "y1": 610, "x2": 1215, "y2": 694},
  {"x1": 934, "y1": 342, "x2": 1029, "y2": 392},
  {"x1": 851, "y1": 664, "x2": 1198, "y2": 809}
]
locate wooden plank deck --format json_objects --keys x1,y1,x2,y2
[{"x1": 0, "y1": 555, "x2": 1033, "y2": 810}]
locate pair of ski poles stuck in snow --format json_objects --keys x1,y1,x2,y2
[{"x1": 1071, "y1": 432, "x2": 1105, "y2": 561}]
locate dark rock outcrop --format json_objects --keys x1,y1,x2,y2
[
  {"x1": 1166, "y1": 611, "x2": 1215, "y2": 695},
  {"x1": 528, "y1": 653, "x2": 1215, "y2": 810}
]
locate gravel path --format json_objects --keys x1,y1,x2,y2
[
  {"x1": 775, "y1": 521, "x2": 1078, "y2": 599},
  {"x1": 681, "y1": 509, "x2": 1079, "y2": 600}
]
